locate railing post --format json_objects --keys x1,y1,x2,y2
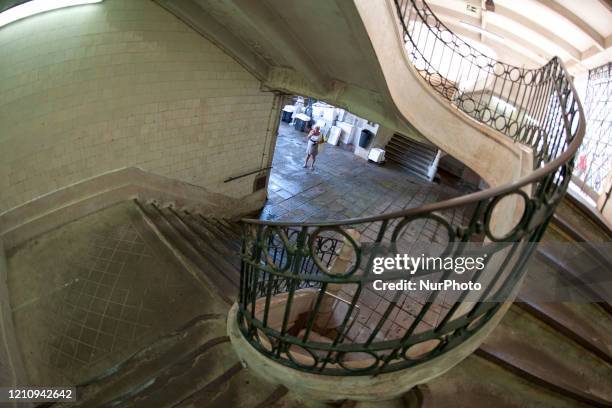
[{"x1": 314, "y1": 229, "x2": 360, "y2": 332}]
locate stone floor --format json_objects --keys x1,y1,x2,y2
[
  {"x1": 6, "y1": 202, "x2": 227, "y2": 386},
  {"x1": 262, "y1": 122, "x2": 467, "y2": 223},
  {"x1": 262, "y1": 122, "x2": 477, "y2": 341}
]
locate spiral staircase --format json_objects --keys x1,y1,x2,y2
[
  {"x1": 228, "y1": 0, "x2": 582, "y2": 389},
  {"x1": 40, "y1": 0, "x2": 612, "y2": 406}
]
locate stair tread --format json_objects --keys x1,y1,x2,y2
[
  {"x1": 385, "y1": 160, "x2": 428, "y2": 175},
  {"x1": 198, "y1": 215, "x2": 242, "y2": 249},
  {"x1": 553, "y1": 197, "x2": 612, "y2": 243},
  {"x1": 385, "y1": 155, "x2": 430, "y2": 177},
  {"x1": 178, "y1": 368, "x2": 290, "y2": 408},
  {"x1": 154, "y1": 205, "x2": 239, "y2": 292},
  {"x1": 57, "y1": 315, "x2": 227, "y2": 407},
  {"x1": 384, "y1": 147, "x2": 431, "y2": 163},
  {"x1": 182, "y1": 213, "x2": 242, "y2": 266},
  {"x1": 515, "y1": 297, "x2": 612, "y2": 364},
  {"x1": 478, "y1": 307, "x2": 612, "y2": 406},
  {"x1": 421, "y1": 355, "x2": 594, "y2": 408},
  {"x1": 136, "y1": 201, "x2": 238, "y2": 302},
  {"x1": 385, "y1": 144, "x2": 436, "y2": 164},
  {"x1": 161, "y1": 207, "x2": 241, "y2": 285},
  {"x1": 535, "y1": 244, "x2": 612, "y2": 314},
  {"x1": 388, "y1": 134, "x2": 437, "y2": 153},
  {"x1": 117, "y1": 339, "x2": 239, "y2": 407},
  {"x1": 386, "y1": 148, "x2": 436, "y2": 164},
  {"x1": 384, "y1": 151, "x2": 433, "y2": 171},
  {"x1": 386, "y1": 139, "x2": 437, "y2": 155}
]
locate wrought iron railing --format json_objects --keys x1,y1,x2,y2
[
  {"x1": 573, "y1": 62, "x2": 611, "y2": 206},
  {"x1": 235, "y1": 0, "x2": 585, "y2": 375}
]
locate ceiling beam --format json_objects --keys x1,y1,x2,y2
[
  {"x1": 534, "y1": 0, "x2": 606, "y2": 50},
  {"x1": 446, "y1": 23, "x2": 548, "y2": 66},
  {"x1": 446, "y1": 22, "x2": 548, "y2": 68},
  {"x1": 491, "y1": 4, "x2": 582, "y2": 61},
  {"x1": 426, "y1": 0, "x2": 582, "y2": 61},
  {"x1": 428, "y1": 6, "x2": 554, "y2": 63},
  {"x1": 597, "y1": 0, "x2": 612, "y2": 13}
]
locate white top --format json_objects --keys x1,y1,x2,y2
[{"x1": 294, "y1": 113, "x2": 311, "y2": 121}]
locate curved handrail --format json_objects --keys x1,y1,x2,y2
[{"x1": 235, "y1": 0, "x2": 585, "y2": 376}]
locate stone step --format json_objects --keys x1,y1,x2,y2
[
  {"x1": 177, "y1": 369, "x2": 292, "y2": 408},
  {"x1": 420, "y1": 355, "x2": 594, "y2": 408},
  {"x1": 386, "y1": 140, "x2": 438, "y2": 161},
  {"x1": 515, "y1": 298, "x2": 612, "y2": 364},
  {"x1": 385, "y1": 152, "x2": 431, "y2": 179},
  {"x1": 181, "y1": 213, "x2": 241, "y2": 265},
  {"x1": 202, "y1": 216, "x2": 243, "y2": 248},
  {"x1": 385, "y1": 149, "x2": 436, "y2": 170},
  {"x1": 477, "y1": 306, "x2": 612, "y2": 407},
  {"x1": 549, "y1": 217, "x2": 612, "y2": 272},
  {"x1": 553, "y1": 194, "x2": 612, "y2": 243},
  {"x1": 114, "y1": 341, "x2": 240, "y2": 407},
  {"x1": 536, "y1": 238, "x2": 612, "y2": 315},
  {"x1": 135, "y1": 200, "x2": 238, "y2": 303},
  {"x1": 92, "y1": 336, "x2": 299, "y2": 408},
  {"x1": 385, "y1": 144, "x2": 435, "y2": 168},
  {"x1": 53, "y1": 315, "x2": 227, "y2": 408},
  {"x1": 159, "y1": 207, "x2": 241, "y2": 288},
  {"x1": 387, "y1": 134, "x2": 437, "y2": 156},
  {"x1": 518, "y1": 242, "x2": 612, "y2": 364}
]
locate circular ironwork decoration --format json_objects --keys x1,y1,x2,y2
[
  {"x1": 509, "y1": 67, "x2": 521, "y2": 81},
  {"x1": 336, "y1": 351, "x2": 380, "y2": 372},
  {"x1": 308, "y1": 227, "x2": 361, "y2": 277},
  {"x1": 480, "y1": 108, "x2": 492, "y2": 123},
  {"x1": 256, "y1": 328, "x2": 275, "y2": 352},
  {"x1": 460, "y1": 97, "x2": 477, "y2": 114},
  {"x1": 494, "y1": 115, "x2": 507, "y2": 132},
  {"x1": 476, "y1": 54, "x2": 489, "y2": 69},
  {"x1": 286, "y1": 343, "x2": 319, "y2": 369},
  {"x1": 261, "y1": 226, "x2": 295, "y2": 271},
  {"x1": 493, "y1": 62, "x2": 506, "y2": 77},
  {"x1": 403, "y1": 338, "x2": 443, "y2": 360},
  {"x1": 483, "y1": 190, "x2": 532, "y2": 241},
  {"x1": 507, "y1": 121, "x2": 519, "y2": 138}
]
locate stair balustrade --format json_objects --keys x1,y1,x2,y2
[{"x1": 233, "y1": 0, "x2": 585, "y2": 376}]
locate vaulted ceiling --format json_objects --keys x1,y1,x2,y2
[{"x1": 425, "y1": 0, "x2": 612, "y2": 73}]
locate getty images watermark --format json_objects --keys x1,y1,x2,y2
[
  {"x1": 370, "y1": 253, "x2": 487, "y2": 292},
  {"x1": 364, "y1": 242, "x2": 612, "y2": 302}
]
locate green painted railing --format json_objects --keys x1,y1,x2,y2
[{"x1": 235, "y1": 0, "x2": 585, "y2": 375}]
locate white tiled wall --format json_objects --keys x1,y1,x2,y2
[{"x1": 0, "y1": 0, "x2": 276, "y2": 213}]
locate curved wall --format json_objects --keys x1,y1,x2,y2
[{"x1": 0, "y1": 0, "x2": 277, "y2": 215}]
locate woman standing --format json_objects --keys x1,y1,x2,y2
[{"x1": 304, "y1": 125, "x2": 323, "y2": 170}]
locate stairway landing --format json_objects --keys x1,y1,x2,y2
[{"x1": 5, "y1": 201, "x2": 228, "y2": 387}]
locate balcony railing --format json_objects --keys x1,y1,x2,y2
[{"x1": 234, "y1": 0, "x2": 585, "y2": 376}]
